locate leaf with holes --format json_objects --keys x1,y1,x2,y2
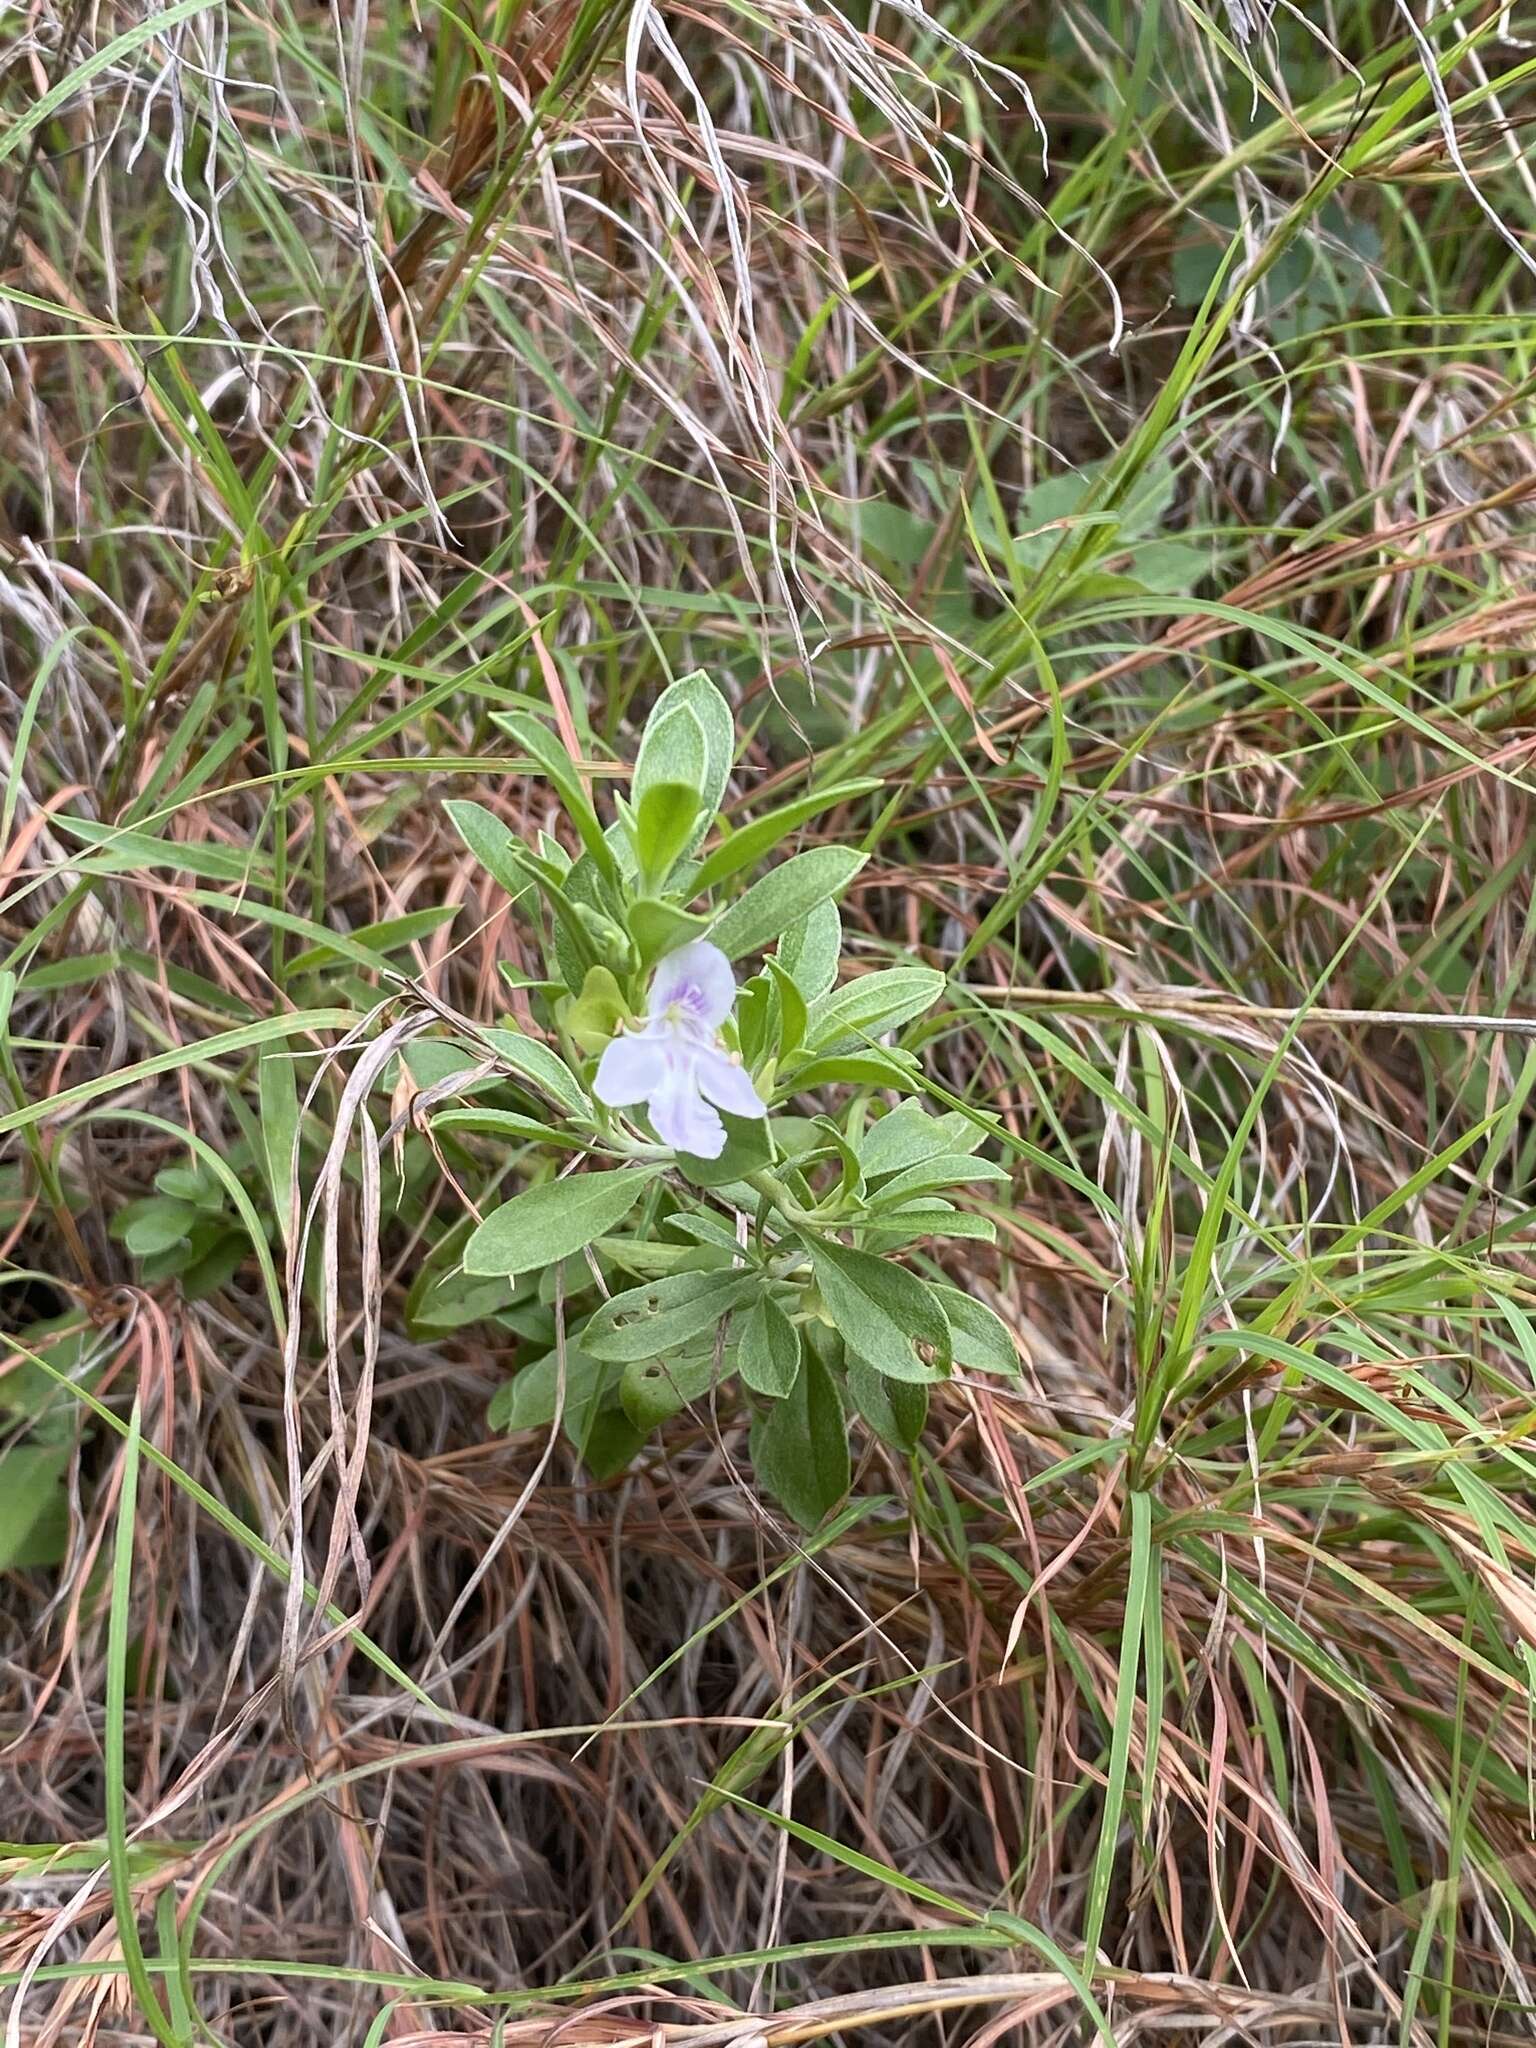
[
  {"x1": 810, "y1": 1241, "x2": 951, "y2": 1382},
  {"x1": 583, "y1": 1269, "x2": 756, "y2": 1362},
  {"x1": 620, "y1": 1352, "x2": 720, "y2": 1429}
]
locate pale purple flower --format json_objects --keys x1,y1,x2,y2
[{"x1": 594, "y1": 941, "x2": 766, "y2": 1158}]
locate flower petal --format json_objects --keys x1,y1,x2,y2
[
  {"x1": 593, "y1": 1028, "x2": 669, "y2": 1108},
  {"x1": 648, "y1": 1052, "x2": 727, "y2": 1157},
  {"x1": 649, "y1": 940, "x2": 736, "y2": 1032},
  {"x1": 694, "y1": 1045, "x2": 767, "y2": 1120}
]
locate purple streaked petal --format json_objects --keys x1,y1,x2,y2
[
  {"x1": 593, "y1": 1028, "x2": 669, "y2": 1108},
  {"x1": 693, "y1": 1044, "x2": 767, "y2": 1120},
  {"x1": 649, "y1": 940, "x2": 735, "y2": 1032},
  {"x1": 648, "y1": 1053, "x2": 727, "y2": 1157}
]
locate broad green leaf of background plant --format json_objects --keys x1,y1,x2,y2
[{"x1": 0, "y1": 1444, "x2": 71, "y2": 1569}]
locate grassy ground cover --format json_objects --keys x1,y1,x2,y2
[{"x1": 3, "y1": 0, "x2": 1536, "y2": 2038}]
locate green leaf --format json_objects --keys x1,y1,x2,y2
[
  {"x1": 0, "y1": 1443, "x2": 71, "y2": 1570},
  {"x1": 177, "y1": 1228, "x2": 246, "y2": 1300},
  {"x1": 633, "y1": 780, "x2": 702, "y2": 888},
  {"x1": 776, "y1": 900, "x2": 840, "y2": 1001},
  {"x1": 463, "y1": 1169, "x2": 655, "y2": 1277},
  {"x1": 432, "y1": 1108, "x2": 587, "y2": 1151},
  {"x1": 709, "y1": 849, "x2": 865, "y2": 963},
  {"x1": 848, "y1": 499, "x2": 940, "y2": 567},
  {"x1": 930, "y1": 1284, "x2": 1019, "y2": 1375},
  {"x1": 576, "y1": 1408, "x2": 648, "y2": 1482},
  {"x1": 810, "y1": 1241, "x2": 951, "y2": 1383},
  {"x1": 112, "y1": 1196, "x2": 196, "y2": 1259},
  {"x1": 153, "y1": 1165, "x2": 220, "y2": 1210},
  {"x1": 495, "y1": 710, "x2": 618, "y2": 884},
  {"x1": 870, "y1": 1153, "x2": 1012, "y2": 1206},
  {"x1": 401, "y1": 1039, "x2": 489, "y2": 1092},
  {"x1": 493, "y1": 1340, "x2": 652, "y2": 1476},
  {"x1": 691, "y1": 781, "x2": 882, "y2": 897},
  {"x1": 591, "y1": 1235, "x2": 721, "y2": 1278},
  {"x1": 445, "y1": 798, "x2": 538, "y2": 905},
  {"x1": 0, "y1": 1315, "x2": 97, "y2": 1428},
  {"x1": 556, "y1": 854, "x2": 632, "y2": 990},
  {"x1": 764, "y1": 958, "x2": 808, "y2": 1062},
  {"x1": 858, "y1": 1204, "x2": 998, "y2": 1249},
  {"x1": 482, "y1": 1028, "x2": 590, "y2": 1119},
  {"x1": 564, "y1": 966, "x2": 627, "y2": 1055},
  {"x1": 637, "y1": 670, "x2": 735, "y2": 855},
  {"x1": 409, "y1": 1267, "x2": 521, "y2": 1335},
  {"x1": 738, "y1": 1295, "x2": 802, "y2": 1398},
  {"x1": 620, "y1": 1351, "x2": 719, "y2": 1429},
  {"x1": 781, "y1": 1050, "x2": 922, "y2": 1093},
  {"x1": 583, "y1": 1269, "x2": 755, "y2": 1362},
  {"x1": 488, "y1": 1347, "x2": 608, "y2": 1434},
  {"x1": 676, "y1": 1110, "x2": 773, "y2": 1188},
  {"x1": 634, "y1": 702, "x2": 707, "y2": 807},
  {"x1": 999, "y1": 471, "x2": 1101, "y2": 568},
  {"x1": 750, "y1": 1348, "x2": 849, "y2": 1529},
  {"x1": 628, "y1": 897, "x2": 711, "y2": 966},
  {"x1": 805, "y1": 966, "x2": 944, "y2": 1053},
  {"x1": 846, "y1": 1355, "x2": 928, "y2": 1452},
  {"x1": 735, "y1": 971, "x2": 772, "y2": 1068},
  {"x1": 1123, "y1": 538, "x2": 1208, "y2": 596},
  {"x1": 858, "y1": 1102, "x2": 983, "y2": 1180}
]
